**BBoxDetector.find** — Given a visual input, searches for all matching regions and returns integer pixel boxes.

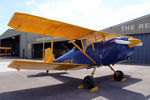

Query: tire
[114,70,124,81]
[83,76,96,89]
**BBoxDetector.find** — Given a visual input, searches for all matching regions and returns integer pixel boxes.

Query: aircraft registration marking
[64,58,73,63]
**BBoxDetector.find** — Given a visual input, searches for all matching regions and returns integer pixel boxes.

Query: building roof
[101,14,150,35]
[0,29,22,39]
[0,29,67,44]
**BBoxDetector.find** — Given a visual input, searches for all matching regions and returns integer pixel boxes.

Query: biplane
[8,12,143,92]
[0,47,11,56]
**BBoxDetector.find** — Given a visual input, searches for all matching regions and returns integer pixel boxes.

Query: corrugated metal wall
[127,33,150,63]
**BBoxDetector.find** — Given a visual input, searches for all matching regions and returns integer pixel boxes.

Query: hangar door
[32,41,76,59]
[1,35,20,56]
[128,33,150,63]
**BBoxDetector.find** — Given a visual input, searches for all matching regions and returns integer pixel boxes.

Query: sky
[0,0,150,35]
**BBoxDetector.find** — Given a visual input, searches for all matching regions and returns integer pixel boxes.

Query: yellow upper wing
[8,12,128,41]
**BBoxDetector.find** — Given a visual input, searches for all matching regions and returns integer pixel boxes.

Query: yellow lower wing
[8,60,90,71]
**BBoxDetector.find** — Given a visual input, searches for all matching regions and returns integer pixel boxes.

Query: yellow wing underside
[8,12,130,42]
[8,60,90,71]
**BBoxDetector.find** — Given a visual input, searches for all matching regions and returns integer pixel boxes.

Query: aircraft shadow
[0,72,147,100]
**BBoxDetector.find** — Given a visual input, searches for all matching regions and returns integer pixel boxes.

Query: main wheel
[83,76,96,89]
[114,70,124,81]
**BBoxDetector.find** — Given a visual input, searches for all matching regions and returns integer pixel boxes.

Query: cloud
[0,16,8,19]
[115,2,150,21]
[26,0,150,30]
[0,24,9,34]
[26,0,36,5]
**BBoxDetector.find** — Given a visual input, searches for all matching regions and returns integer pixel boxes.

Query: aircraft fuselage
[54,37,134,66]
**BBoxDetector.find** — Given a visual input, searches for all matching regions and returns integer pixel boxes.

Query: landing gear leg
[91,66,97,77]
[46,70,49,73]
[78,66,99,92]
[108,65,126,82]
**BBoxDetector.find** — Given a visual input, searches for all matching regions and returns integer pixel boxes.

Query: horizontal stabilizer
[8,60,90,71]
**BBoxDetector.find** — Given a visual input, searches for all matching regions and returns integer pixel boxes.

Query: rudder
[44,48,55,62]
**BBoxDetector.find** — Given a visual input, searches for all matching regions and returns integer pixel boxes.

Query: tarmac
[0,57,150,100]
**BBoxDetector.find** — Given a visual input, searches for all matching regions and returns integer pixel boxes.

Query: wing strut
[89,35,95,51]
[42,33,45,61]
[43,31,55,62]
[84,38,89,52]
[69,39,96,64]
[50,32,54,61]
[80,35,95,52]
[81,39,84,50]
[59,29,96,64]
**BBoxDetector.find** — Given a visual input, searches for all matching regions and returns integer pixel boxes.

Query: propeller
[113,40,131,45]
[113,38,143,47]
[136,42,144,46]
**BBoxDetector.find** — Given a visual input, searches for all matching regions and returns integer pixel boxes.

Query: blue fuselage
[54,37,134,66]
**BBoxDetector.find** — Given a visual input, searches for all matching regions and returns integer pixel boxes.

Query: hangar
[0,29,42,58]
[0,29,74,59]
[101,14,150,63]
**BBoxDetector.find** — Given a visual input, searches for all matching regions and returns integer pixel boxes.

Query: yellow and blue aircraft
[8,12,143,92]
[0,47,11,56]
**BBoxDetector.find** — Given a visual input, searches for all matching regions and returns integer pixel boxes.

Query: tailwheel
[46,70,49,73]
[83,75,96,89]
[114,70,124,81]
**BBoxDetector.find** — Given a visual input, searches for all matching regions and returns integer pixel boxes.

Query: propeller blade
[136,42,144,46]
[128,38,141,48]
[113,38,143,48]
[113,40,131,45]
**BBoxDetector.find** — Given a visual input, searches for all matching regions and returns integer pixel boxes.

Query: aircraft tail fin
[44,48,55,62]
